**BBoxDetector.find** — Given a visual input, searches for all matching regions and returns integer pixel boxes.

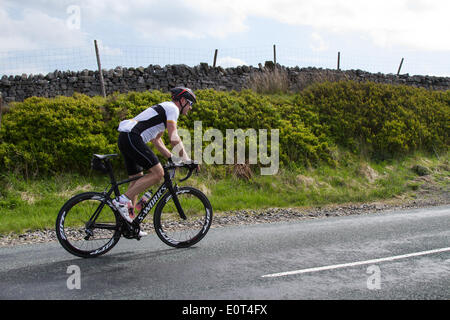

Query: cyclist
[112,87,196,235]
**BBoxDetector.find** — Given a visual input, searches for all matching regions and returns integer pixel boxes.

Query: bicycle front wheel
[56,192,121,258]
[154,187,213,248]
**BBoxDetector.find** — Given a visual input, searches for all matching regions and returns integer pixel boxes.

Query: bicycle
[55,154,213,258]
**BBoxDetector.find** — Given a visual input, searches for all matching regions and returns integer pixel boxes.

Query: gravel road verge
[1,189,448,248]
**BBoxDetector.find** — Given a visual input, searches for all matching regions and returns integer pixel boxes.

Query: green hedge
[0,81,448,176]
[301,81,449,159]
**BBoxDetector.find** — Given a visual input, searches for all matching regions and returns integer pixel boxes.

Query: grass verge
[0,151,448,235]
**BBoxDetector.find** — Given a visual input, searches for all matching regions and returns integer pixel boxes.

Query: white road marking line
[261,247,450,278]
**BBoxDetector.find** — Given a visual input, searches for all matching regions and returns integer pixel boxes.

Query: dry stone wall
[1,62,449,103]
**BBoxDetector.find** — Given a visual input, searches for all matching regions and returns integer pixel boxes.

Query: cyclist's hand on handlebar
[181,155,191,163]
[169,155,189,165]
[167,156,199,172]
[186,160,200,172]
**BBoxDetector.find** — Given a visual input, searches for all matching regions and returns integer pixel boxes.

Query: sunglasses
[186,99,194,106]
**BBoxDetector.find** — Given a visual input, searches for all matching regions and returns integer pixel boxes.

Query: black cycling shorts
[118,131,160,176]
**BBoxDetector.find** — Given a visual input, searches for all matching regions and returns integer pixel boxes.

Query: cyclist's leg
[125,163,164,201]
[120,132,163,201]
[127,172,144,205]
[118,132,144,205]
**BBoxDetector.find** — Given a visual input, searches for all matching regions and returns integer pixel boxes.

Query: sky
[0,0,449,76]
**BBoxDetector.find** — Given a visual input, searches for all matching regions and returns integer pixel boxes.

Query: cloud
[1,0,449,53]
[77,0,248,40]
[236,0,450,51]
[216,56,247,68]
[96,41,123,56]
[310,32,328,52]
[90,0,450,51]
[0,4,87,51]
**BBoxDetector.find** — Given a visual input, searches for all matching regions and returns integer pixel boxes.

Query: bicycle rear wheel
[56,192,121,258]
[154,187,213,248]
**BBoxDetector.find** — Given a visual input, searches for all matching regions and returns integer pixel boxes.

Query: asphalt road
[0,205,449,300]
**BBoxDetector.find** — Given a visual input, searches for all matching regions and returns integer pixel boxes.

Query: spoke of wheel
[64,199,116,251]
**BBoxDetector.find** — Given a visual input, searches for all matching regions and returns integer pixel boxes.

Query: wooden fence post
[0,91,2,130]
[94,40,106,98]
[213,49,218,67]
[397,58,404,75]
[337,52,341,70]
[273,44,277,65]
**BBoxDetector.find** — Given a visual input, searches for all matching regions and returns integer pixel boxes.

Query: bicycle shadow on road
[64,245,199,264]
[0,246,199,283]
[0,246,202,299]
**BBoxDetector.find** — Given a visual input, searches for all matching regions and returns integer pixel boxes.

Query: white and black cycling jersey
[117,101,179,143]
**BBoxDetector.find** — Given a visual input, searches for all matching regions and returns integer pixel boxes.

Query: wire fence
[0,44,448,78]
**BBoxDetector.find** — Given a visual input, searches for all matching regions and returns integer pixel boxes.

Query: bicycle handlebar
[163,160,199,182]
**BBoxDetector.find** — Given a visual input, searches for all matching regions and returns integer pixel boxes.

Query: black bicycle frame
[133,169,187,226]
[87,159,187,231]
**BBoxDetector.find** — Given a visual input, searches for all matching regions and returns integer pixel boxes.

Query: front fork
[167,181,187,220]
[164,169,187,220]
